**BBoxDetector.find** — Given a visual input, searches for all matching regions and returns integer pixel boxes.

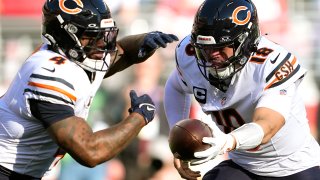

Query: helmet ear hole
[185,44,196,56]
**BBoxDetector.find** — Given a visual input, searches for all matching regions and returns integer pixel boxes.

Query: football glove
[190,120,235,165]
[138,31,179,58]
[128,90,156,124]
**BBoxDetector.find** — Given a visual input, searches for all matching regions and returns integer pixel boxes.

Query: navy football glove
[128,90,156,124]
[138,31,179,58]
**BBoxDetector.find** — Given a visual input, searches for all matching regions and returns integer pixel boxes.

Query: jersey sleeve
[164,70,192,128]
[164,36,197,128]
[24,61,77,108]
[263,52,307,91]
[256,79,302,119]
[23,55,78,126]
[29,99,74,128]
[257,47,307,119]
[174,35,195,94]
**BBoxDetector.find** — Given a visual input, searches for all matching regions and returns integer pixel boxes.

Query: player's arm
[229,82,298,150]
[31,91,155,167]
[164,69,192,128]
[245,76,301,144]
[105,32,178,78]
[48,113,145,167]
[191,82,298,165]
[252,107,284,144]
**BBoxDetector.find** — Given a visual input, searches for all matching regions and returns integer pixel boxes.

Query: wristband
[231,123,264,150]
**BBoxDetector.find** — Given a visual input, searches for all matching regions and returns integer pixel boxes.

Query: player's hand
[128,90,156,124]
[173,157,201,180]
[190,120,235,165]
[138,31,179,58]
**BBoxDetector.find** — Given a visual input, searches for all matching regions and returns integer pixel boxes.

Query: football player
[0,0,178,179]
[164,0,320,179]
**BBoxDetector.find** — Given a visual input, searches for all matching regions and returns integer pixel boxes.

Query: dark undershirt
[29,99,75,128]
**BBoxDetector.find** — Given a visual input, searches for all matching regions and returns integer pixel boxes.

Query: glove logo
[139,103,156,111]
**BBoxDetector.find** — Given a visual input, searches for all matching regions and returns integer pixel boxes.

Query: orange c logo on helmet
[59,0,84,14]
[232,6,251,25]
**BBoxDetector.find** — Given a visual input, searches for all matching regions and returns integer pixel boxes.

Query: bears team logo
[59,0,84,14]
[232,6,251,25]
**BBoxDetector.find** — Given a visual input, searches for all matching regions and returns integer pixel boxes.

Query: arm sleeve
[164,70,192,129]
[29,99,75,128]
[105,33,156,78]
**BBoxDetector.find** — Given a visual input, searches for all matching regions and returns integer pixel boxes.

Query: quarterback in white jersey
[164,0,320,179]
[0,0,178,179]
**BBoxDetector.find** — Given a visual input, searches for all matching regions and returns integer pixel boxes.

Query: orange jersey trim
[28,82,77,101]
[264,56,297,90]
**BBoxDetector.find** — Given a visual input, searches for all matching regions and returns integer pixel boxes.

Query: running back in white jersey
[173,35,320,176]
[0,44,105,177]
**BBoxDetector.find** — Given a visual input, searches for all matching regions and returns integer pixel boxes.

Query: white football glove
[190,120,235,165]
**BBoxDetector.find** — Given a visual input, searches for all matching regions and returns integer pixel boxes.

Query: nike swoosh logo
[42,67,55,72]
[139,103,156,111]
[270,53,280,64]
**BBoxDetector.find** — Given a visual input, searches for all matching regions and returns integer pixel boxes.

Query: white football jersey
[169,35,320,177]
[0,44,105,177]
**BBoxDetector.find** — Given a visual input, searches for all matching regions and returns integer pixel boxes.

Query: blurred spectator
[152,0,202,38]
[59,155,108,180]
[148,136,181,180]
[313,0,320,142]
[0,36,33,95]
[104,0,142,36]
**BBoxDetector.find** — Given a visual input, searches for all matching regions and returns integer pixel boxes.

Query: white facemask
[207,65,235,79]
[76,53,111,72]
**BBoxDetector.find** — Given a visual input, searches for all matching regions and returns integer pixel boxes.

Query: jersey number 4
[49,56,67,65]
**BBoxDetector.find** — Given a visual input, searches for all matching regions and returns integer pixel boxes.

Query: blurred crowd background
[1,0,320,180]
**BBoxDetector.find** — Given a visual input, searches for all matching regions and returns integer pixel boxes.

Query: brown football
[168,119,213,161]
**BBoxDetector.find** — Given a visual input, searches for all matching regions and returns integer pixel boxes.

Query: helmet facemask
[193,29,252,83]
[60,18,119,72]
[68,27,118,72]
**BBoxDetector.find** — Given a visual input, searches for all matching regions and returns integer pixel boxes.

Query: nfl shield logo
[280,89,287,95]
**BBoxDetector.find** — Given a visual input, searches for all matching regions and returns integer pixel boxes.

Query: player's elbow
[74,155,105,168]
[71,149,113,168]
[81,161,99,168]
[78,161,97,168]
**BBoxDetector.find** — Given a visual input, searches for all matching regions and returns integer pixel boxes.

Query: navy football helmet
[191,0,260,91]
[42,0,119,72]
